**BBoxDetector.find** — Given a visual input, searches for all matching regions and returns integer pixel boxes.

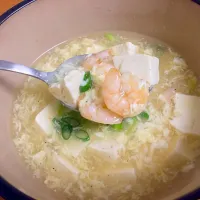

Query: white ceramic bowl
[0,1,199,199]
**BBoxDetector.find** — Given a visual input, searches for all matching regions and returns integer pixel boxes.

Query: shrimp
[78,89,122,124]
[82,49,115,85]
[82,49,113,71]
[90,62,115,85]
[102,68,149,118]
[92,62,114,77]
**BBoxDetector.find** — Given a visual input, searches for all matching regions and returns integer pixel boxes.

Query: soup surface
[12,32,200,200]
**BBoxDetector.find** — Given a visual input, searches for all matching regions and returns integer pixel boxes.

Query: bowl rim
[0,2,36,200]
[0,1,199,200]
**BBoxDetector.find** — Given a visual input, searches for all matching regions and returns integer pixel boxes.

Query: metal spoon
[0,55,88,110]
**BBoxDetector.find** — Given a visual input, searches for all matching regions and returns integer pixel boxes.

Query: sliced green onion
[125,117,138,135]
[132,117,138,124]
[61,117,80,127]
[52,118,62,132]
[52,118,61,126]
[67,110,82,119]
[138,111,149,121]
[61,124,73,140]
[58,103,66,116]
[111,123,123,131]
[104,33,115,41]
[74,129,90,141]
[79,72,92,93]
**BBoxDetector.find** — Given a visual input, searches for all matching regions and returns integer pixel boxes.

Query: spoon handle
[0,60,49,83]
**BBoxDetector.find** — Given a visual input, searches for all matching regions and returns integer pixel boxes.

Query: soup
[12,32,200,200]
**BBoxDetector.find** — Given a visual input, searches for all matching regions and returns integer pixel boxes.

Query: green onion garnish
[125,117,138,135]
[74,129,90,141]
[52,117,75,140]
[104,33,115,41]
[137,111,149,121]
[52,118,62,132]
[132,116,138,123]
[111,123,123,131]
[61,124,73,140]
[79,72,92,93]
[57,103,66,116]
[52,115,88,141]
[61,117,80,127]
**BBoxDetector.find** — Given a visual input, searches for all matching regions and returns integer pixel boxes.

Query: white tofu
[170,93,200,135]
[48,83,62,100]
[87,139,123,161]
[35,101,59,136]
[53,153,79,177]
[62,136,90,158]
[113,54,159,85]
[111,42,138,56]
[106,168,136,181]
[49,69,84,109]
[61,69,84,108]
[35,102,88,157]
[167,137,194,161]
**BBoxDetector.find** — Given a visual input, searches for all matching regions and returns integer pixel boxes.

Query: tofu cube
[167,136,194,164]
[49,69,84,109]
[48,83,62,101]
[35,102,89,157]
[113,54,159,85]
[111,42,138,56]
[35,101,59,136]
[170,93,200,135]
[53,152,79,179]
[61,136,90,158]
[87,139,124,161]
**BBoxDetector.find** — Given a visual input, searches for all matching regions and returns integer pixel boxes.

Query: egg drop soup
[12,32,200,200]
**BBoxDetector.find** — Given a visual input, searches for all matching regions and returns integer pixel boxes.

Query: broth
[12,31,200,200]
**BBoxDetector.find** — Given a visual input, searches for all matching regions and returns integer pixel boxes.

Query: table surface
[0,0,22,15]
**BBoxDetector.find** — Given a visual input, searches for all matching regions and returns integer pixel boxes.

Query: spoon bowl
[0,54,89,110]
